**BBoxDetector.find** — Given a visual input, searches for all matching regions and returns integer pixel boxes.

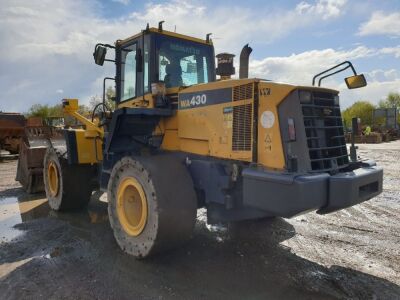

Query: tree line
[342,92,400,128]
[26,87,116,119]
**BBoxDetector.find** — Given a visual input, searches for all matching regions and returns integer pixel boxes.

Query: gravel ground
[0,141,399,299]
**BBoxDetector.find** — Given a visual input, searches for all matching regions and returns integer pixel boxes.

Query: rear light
[288,118,296,141]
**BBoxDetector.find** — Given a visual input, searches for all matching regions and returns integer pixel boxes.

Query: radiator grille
[301,91,349,172]
[232,104,252,151]
[233,83,253,101]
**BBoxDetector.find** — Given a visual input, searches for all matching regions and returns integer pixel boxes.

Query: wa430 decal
[178,88,232,110]
[180,94,207,108]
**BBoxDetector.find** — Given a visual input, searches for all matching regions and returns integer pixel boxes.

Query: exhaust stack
[239,44,252,79]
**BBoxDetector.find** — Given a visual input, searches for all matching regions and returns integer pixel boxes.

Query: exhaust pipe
[239,44,252,79]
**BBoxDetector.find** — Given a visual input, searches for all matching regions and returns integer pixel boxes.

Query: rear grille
[233,83,253,101]
[301,91,349,172]
[232,104,252,151]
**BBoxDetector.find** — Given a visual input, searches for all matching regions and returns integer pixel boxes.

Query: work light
[334,95,340,106]
[299,91,312,103]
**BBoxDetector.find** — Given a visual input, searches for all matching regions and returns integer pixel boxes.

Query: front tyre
[107,154,197,258]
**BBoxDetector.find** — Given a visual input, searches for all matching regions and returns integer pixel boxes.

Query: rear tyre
[43,147,94,211]
[108,154,197,258]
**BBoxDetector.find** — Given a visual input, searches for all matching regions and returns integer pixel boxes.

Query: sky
[0,0,399,112]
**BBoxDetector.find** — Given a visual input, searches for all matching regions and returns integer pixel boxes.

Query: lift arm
[62,99,104,139]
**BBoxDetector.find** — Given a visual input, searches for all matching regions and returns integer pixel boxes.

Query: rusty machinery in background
[0,112,26,156]
[0,112,66,193]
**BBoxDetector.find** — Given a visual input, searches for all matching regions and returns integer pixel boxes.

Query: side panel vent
[232,104,252,151]
[233,83,253,101]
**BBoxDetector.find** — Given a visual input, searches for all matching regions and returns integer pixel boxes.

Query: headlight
[299,91,312,103]
[334,95,340,106]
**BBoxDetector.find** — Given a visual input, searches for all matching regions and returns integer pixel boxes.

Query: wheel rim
[117,177,148,236]
[47,161,59,197]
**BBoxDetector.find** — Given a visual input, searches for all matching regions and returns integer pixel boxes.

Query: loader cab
[114,28,216,104]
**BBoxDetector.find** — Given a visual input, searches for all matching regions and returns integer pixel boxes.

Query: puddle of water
[0,191,110,244]
[0,196,49,243]
[0,197,23,242]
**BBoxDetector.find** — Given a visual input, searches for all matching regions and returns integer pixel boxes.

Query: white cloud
[0,0,397,113]
[359,11,400,37]
[0,0,353,112]
[248,45,400,108]
[366,69,399,82]
[0,0,349,61]
[249,46,375,84]
[379,46,400,58]
[296,0,347,20]
[111,0,130,5]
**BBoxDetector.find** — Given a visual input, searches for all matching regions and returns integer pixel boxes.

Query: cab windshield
[156,35,215,88]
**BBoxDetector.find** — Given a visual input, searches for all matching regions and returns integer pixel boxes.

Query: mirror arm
[312,61,357,86]
[104,58,116,63]
[95,43,115,50]
[318,65,350,87]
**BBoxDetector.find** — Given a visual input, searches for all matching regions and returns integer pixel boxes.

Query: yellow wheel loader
[43,23,382,258]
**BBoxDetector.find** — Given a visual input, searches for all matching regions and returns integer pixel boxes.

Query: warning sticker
[260,111,275,129]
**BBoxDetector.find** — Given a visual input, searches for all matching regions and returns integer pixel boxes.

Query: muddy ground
[0,141,399,299]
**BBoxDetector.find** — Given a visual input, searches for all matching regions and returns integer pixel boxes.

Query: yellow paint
[179,138,210,155]
[158,80,255,162]
[257,82,296,170]
[61,99,104,164]
[116,177,148,236]
[62,99,79,113]
[118,93,154,109]
[74,129,103,164]
[62,99,104,139]
[161,129,180,150]
[47,161,59,197]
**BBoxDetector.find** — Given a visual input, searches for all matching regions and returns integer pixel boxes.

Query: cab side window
[121,44,137,101]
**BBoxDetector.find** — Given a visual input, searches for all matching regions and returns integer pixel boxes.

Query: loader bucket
[16,126,64,194]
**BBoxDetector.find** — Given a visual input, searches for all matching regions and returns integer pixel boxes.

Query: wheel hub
[117,177,148,236]
[47,161,59,197]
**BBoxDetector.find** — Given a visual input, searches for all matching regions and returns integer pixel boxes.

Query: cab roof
[116,27,213,46]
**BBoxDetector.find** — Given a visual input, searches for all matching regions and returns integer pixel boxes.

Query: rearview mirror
[345,74,367,89]
[93,45,107,66]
